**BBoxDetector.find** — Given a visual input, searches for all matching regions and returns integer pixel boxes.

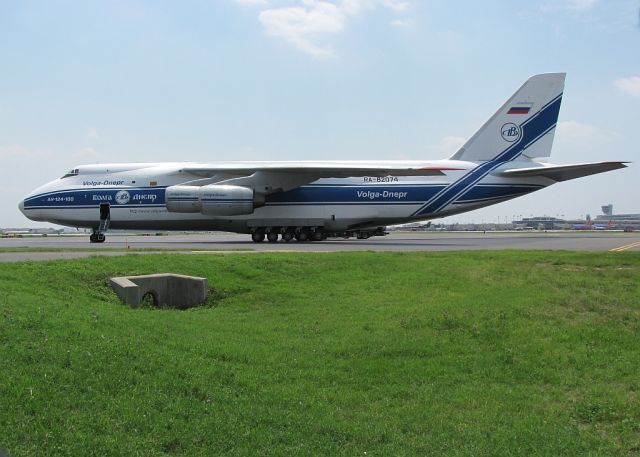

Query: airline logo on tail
[501,123,521,142]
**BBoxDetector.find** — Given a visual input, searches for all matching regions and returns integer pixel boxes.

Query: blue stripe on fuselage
[23,187,167,209]
[456,184,543,203]
[265,184,446,204]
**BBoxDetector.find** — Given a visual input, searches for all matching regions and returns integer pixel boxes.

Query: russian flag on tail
[508,103,533,114]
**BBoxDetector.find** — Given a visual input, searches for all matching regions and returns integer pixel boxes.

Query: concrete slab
[110,273,208,309]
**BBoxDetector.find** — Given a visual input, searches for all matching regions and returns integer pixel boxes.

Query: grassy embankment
[1,251,639,456]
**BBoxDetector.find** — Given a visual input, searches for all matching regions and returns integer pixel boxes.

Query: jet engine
[166,185,263,216]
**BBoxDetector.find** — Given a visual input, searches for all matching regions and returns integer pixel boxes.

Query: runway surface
[0,231,639,262]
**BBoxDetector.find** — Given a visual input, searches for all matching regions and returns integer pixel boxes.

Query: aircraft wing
[177,163,464,193]
[180,163,459,178]
[496,161,628,182]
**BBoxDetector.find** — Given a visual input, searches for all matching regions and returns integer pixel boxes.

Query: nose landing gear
[90,203,110,243]
[89,232,106,243]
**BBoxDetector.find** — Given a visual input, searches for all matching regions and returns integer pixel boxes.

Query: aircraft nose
[18,199,25,215]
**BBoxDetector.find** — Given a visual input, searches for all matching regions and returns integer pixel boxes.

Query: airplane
[572,215,593,230]
[19,73,628,243]
[593,219,615,230]
[0,229,31,238]
[571,216,615,231]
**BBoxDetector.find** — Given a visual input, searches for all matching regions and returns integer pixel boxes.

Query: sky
[1,0,639,227]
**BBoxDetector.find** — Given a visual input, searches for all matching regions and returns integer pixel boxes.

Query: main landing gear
[249,227,385,243]
[90,203,110,243]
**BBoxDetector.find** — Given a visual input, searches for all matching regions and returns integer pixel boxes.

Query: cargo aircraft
[19,73,627,243]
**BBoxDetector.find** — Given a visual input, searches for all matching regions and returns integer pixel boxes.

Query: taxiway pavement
[0,231,638,262]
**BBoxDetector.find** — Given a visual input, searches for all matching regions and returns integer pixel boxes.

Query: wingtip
[604,161,630,168]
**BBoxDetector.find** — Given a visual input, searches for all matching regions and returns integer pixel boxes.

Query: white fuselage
[19,160,552,233]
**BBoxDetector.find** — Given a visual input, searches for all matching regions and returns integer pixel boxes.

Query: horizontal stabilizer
[495,161,628,182]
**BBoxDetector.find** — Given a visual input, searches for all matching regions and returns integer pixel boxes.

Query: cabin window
[61,168,79,179]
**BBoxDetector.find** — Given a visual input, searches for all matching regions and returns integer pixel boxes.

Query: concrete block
[110,273,208,309]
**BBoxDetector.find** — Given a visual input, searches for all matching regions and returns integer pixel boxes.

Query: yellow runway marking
[610,241,640,252]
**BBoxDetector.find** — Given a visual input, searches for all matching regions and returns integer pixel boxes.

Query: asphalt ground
[0,231,639,262]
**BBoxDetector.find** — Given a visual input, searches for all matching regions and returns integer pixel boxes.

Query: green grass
[1,251,639,456]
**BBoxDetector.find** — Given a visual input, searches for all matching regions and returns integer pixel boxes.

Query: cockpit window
[61,168,79,179]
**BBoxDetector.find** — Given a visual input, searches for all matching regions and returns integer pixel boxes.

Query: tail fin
[450,73,565,162]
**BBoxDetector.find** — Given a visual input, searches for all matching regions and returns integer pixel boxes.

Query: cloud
[614,76,640,98]
[390,18,410,27]
[0,145,46,159]
[540,0,598,13]
[259,1,345,57]
[75,147,100,159]
[382,0,409,11]
[256,0,411,57]
[555,120,614,146]
[341,0,409,14]
[438,136,466,154]
[234,0,270,6]
[87,127,99,139]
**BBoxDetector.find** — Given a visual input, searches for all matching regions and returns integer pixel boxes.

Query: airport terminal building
[593,214,640,229]
[513,204,640,231]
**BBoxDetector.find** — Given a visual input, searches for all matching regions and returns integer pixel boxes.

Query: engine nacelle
[166,185,260,216]
[165,185,201,213]
[200,185,254,216]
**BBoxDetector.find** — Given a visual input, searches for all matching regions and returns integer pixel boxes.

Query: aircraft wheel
[295,229,309,242]
[267,232,279,243]
[90,233,106,243]
[282,231,294,242]
[311,230,323,241]
[251,231,265,243]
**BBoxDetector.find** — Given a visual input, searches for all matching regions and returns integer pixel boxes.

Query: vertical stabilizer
[450,73,565,162]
